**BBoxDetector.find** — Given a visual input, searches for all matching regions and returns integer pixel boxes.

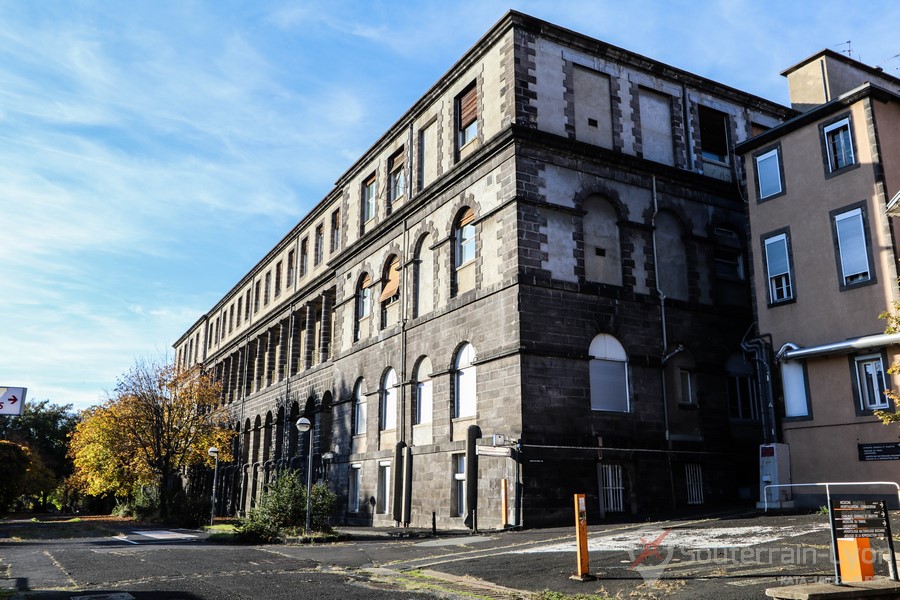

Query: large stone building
[175,11,790,528]
[737,50,900,507]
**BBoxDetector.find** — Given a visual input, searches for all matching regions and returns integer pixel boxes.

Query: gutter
[776,333,900,361]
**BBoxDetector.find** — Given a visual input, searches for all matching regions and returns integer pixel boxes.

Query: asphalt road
[1,510,888,599]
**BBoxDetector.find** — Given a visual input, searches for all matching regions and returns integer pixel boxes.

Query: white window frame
[353,381,366,436]
[363,178,376,222]
[452,454,466,517]
[834,208,870,286]
[756,147,782,199]
[456,222,476,267]
[381,369,397,431]
[855,354,889,411]
[588,334,630,412]
[782,361,810,418]
[454,343,477,419]
[415,378,433,425]
[824,118,854,172]
[599,464,624,513]
[377,461,391,514]
[764,233,793,303]
[348,465,361,513]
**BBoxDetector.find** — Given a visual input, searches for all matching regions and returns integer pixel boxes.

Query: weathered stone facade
[176,12,791,529]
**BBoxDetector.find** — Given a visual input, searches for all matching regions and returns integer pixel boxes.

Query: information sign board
[858,442,900,461]
[0,387,26,416]
[831,499,890,539]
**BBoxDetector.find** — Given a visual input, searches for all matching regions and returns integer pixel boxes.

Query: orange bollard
[571,494,596,581]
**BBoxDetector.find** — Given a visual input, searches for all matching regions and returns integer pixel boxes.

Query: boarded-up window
[639,89,674,165]
[573,66,613,149]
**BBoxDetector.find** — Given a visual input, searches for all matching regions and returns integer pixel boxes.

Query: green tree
[69,361,234,520]
[0,400,77,509]
[0,440,32,512]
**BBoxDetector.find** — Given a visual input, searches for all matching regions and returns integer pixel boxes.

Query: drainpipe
[741,334,777,445]
[650,176,672,444]
[652,176,679,512]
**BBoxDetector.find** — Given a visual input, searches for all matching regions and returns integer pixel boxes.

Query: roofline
[780,48,900,89]
[736,82,900,155]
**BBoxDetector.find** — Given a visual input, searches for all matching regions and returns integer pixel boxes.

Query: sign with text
[831,499,890,539]
[0,387,26,416]
[858,442,900,461]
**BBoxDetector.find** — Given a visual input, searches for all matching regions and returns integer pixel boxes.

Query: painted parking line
[111,530,199,544]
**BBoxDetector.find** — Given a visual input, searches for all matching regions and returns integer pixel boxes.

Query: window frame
[380,369,398,431]
[362,175,377,224]
[753,144,785,201]
[452,454,466,517]
[300,237,309,277]
[330,209,341,253]
[830,203,876,291]
[820,114,858,176]
[286,249,295,288]
[274,261,282,298]
[348,465,361,513]
[781,360,813,421]
[314,224,324,266]
[698,105,730,164]
[456,83,478,151]
[455,208,476,268]
[388,148,406,208]
[353,380,366,436]
[454,343,477,419]
[761,229,795,306]
[588,334,630,413]
[851,352,891,414]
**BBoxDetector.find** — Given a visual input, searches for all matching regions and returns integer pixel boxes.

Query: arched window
[381,369,398,431]
[353,379,366,436]
[455,208,476,267]
[454,343,477,418]
[354,273,372,341]
[453,208,477,297]
[414,357,433,425]
[589,334,629,412]
[413,234,434,318]
[379,256,401,330]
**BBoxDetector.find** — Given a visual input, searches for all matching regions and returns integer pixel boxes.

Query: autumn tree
[69,361,234,519]
[874,305,900,424]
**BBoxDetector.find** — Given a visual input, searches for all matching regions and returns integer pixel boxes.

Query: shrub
[237,471,337,542]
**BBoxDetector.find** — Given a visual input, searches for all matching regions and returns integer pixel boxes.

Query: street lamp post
[208,447,219,526]
[295,417,314,536]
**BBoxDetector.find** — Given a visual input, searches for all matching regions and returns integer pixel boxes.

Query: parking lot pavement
[370,511,894,599]
[4,510,898,599]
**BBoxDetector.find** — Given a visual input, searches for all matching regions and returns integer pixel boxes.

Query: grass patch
[204,523,237,532]
[206,531,240,544]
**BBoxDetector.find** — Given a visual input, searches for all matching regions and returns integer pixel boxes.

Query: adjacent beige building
[737,50,900,506]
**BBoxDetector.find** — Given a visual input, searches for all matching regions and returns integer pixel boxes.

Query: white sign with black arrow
[0,386,26,416]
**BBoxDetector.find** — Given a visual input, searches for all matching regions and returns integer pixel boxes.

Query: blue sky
[2,0,899,412]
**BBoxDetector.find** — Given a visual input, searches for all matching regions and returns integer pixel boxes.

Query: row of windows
[347,452,470,517]
[194,210,342,357]
[354,206,477,341]
[352,343,477,436]
[762,203,872,305]
[754,114,856,201]
[782,352,890,418]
